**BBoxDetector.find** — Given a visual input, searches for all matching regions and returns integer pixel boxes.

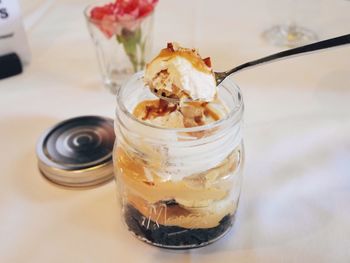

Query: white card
[0,0,31,65]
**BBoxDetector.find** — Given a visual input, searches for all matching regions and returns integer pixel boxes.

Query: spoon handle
[216,34,350,84]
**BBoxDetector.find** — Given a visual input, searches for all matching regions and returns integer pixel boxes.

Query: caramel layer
[115,147,228,204]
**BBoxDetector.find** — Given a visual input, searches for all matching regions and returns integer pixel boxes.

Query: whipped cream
[128,98,242,182]
[144,43,217,101]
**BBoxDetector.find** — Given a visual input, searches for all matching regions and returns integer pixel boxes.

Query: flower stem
[140,39,146,69]
[117,28,142,72]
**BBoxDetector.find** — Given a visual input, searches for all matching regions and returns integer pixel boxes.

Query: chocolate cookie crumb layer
[124,204,235,249]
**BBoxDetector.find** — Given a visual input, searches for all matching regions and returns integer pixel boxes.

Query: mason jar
[114,72,244,249]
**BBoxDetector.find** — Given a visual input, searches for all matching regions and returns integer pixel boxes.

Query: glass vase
[261,0,318,47]
[84,3,154,94]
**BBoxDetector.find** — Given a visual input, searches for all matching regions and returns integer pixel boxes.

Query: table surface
[1,0,350,262]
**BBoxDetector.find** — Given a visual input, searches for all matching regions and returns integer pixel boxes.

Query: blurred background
[19,0,350,71]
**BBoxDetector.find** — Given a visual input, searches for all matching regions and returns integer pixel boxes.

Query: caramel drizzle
[147,43,213,74]
[133,99,220,127]
[133,99,178,121]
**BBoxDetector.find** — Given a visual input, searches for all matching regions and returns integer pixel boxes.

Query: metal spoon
[151,33,350,103]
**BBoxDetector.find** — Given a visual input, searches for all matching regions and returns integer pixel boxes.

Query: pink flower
[90,0,158,38]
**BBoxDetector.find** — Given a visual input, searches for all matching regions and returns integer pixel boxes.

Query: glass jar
[114,72,244,249]
[84,2,154,94]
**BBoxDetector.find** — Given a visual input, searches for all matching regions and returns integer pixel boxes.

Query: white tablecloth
[1,0,350,262]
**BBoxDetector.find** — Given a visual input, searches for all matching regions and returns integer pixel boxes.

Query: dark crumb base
[124,204,235,249]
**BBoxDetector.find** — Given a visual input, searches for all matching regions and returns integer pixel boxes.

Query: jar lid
[36,116,115,188]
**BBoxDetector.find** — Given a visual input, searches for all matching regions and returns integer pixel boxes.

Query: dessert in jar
[114,43,244,249]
